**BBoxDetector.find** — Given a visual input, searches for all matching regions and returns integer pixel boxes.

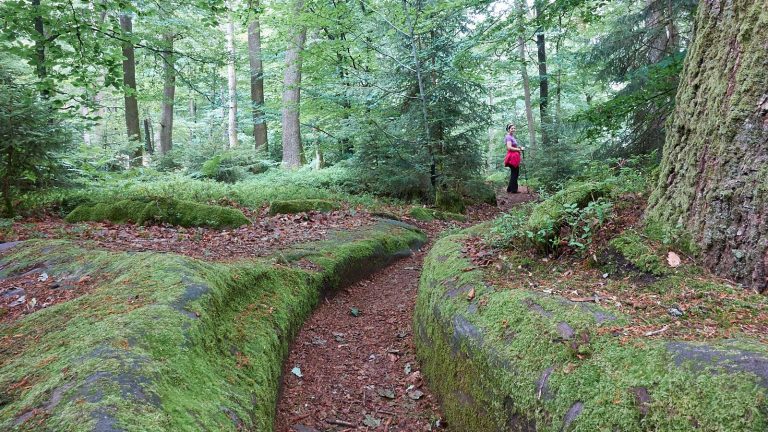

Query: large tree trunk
[159,33,176,154]
[534,1,550,149]
[646,0,768,291]
[119,14,142,167]
[248,1,268,152]
[281,0,306,169]
[226,13,238,149]
[517,0,536,151]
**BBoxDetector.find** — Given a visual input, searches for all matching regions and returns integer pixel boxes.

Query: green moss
[526,181,610,234]
[268,199,339,215]
[409,207,467,222]
[415,227,768,432]
[608,230,669,276]
[64,198,250,229]
[0,221,423,431]
[461,179,497,206]
[435,188,466,214]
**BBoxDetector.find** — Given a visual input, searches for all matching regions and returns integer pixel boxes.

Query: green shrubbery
[268,199,339,215]
[409,207,467,222]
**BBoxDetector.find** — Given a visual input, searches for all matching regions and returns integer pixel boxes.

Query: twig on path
[644,325,670,337]
[325,418,357,427]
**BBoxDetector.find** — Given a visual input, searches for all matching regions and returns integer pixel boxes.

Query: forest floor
[275,187,536,432]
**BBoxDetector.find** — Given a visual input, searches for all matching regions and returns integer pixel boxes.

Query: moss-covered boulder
[601,229,670,277]
[268,199,339,215]
[65,198,250,229]
[409,207,467,222]
[415,227,768,431]
[435,188,466,214]
[526,181,610,234]
[0,220,425,431]
[462,179,498,206]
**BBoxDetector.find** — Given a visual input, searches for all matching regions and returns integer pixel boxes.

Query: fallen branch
[325,418,357,427]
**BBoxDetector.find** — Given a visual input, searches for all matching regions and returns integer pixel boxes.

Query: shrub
[268,199,339,215]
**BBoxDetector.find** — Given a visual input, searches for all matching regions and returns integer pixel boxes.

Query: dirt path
[275,190,536,431]
[275,246,442,432]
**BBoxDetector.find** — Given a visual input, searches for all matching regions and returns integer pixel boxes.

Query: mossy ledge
[409,207,467,222]
[268,199,339,215]
[65,198,250,229]
[0,219,425,431]
[414,227,768,431]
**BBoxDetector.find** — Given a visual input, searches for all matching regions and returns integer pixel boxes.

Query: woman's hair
[506,123,514,132]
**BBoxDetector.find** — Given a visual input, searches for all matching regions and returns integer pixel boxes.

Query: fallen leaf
[467,288,475,301]
[667,252,681,268]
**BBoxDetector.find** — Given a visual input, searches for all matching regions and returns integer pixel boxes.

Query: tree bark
[226,12,238,149]
[516,0,536,151]
[143,118,154,154]
[119,14,142,166]
[534,1,550,149]
[646,0,768,291]
[248,0,268,152]
[31,0,49,98]
[159,33,176,154]
[281,0,306,169]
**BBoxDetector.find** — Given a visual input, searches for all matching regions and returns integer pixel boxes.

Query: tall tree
[281,0,306,168]
[646,0,768,291]
[31,0,49,98]
[119,13,142,166]
[226,9,238,149]
[516,0,536,150]
[534,0,551,148]
[159,33,176,154]
[248,0,267,152]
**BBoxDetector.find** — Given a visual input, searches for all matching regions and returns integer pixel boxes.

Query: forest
[0,0,766,430]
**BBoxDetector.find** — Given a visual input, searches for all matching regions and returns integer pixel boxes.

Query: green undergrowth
[0,220,424,431]
[64,198,251,229]
[607,229,669,276]
[268,199,339,215]
[415,229,768,431]
[409,207,467,222]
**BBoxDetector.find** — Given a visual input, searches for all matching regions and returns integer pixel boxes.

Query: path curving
[275,246,442,431]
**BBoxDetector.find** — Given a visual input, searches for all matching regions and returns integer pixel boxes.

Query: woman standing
[503,123,524,193]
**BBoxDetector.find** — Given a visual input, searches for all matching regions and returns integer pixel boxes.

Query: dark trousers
[507,166,520,193]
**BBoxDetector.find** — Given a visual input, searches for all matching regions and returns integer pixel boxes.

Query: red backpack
[504,150,521,168]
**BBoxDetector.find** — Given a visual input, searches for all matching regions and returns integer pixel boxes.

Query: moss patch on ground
[415,227,768,432]
[268,199,339,215]
[527,181,610,234]
[0,221,424,431]
[409,207,467,222]
[606,229,669,276]
[65,198,250,229]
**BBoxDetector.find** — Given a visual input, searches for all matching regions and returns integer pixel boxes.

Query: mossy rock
[0,221,425,431]
[461,179,497,206]
[526,181,611,234]
[435,188,466,214]
[605,230,669,276]
[268,199,339,215]
[415,227,768,431]
[65,198,251,229]
[409,207,467,222]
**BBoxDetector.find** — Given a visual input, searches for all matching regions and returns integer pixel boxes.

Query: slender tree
[248,0,267,152]
[281,0,306,168]
[159,33,176,154]
[119,13,142,166]
[226,9,238,149]
[516,0,536,150]
[647,0,768,291]
[534,0,550,149]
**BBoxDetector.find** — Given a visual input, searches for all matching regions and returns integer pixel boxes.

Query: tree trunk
[646,0,768,291]
[281,0,306,169]
[119,14,142,167]
[226,12,238,149]
[248,1,268,152]
[31,0,49,98]
[516,0,536,151]
[143,118,154,154]
[159,33,176,154]
[534,1,550,149]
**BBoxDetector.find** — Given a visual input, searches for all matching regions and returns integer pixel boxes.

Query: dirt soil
[275,190,536,431]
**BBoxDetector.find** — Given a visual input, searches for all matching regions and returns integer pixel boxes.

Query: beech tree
[226,9,238,149]
[119,13,143,166]
[281,0,306,169]
[646,0,768,291]
[159,33,176,154]
[248,0,267,152]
